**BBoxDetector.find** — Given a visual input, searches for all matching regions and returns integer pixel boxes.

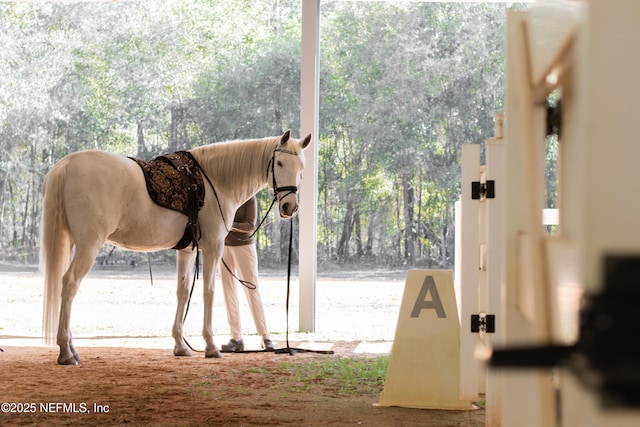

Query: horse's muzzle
[275,186,299,218]
[279,201,298,218]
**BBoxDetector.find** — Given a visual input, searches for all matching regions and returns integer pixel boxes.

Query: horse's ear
[280,130,291,144]
[300,133,312,149]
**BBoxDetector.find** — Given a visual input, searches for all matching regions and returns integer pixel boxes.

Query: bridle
[224,144,301,241]
[215,146,301,292]
[195,142,301,240]
[267,146,301,208]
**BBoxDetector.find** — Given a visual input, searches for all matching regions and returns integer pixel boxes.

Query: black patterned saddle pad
[131,151,205,216]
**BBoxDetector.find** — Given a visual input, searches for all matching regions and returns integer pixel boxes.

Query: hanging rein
[176,144,319,354]
[174,144,331,356]
[176,144,295,306]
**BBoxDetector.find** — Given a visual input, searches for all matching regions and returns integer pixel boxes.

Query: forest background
[0,1,548,272]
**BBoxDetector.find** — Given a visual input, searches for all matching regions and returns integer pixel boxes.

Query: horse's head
[267,130,312,218]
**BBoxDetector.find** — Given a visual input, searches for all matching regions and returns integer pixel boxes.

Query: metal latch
[471,180,495,200]
[471,313,495,333]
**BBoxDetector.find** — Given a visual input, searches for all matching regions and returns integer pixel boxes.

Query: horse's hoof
[205,347,222,358]
[57,354,79,365]
[174,346,192,357]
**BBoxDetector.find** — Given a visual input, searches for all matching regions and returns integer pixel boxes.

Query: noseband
[268,147,300,202]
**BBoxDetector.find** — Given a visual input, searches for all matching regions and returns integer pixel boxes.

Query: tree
[0,1,511,272]
[319,2,506,266]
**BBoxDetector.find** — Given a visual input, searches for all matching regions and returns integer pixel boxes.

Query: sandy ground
[0,267,485,426]
[0,266,406,348]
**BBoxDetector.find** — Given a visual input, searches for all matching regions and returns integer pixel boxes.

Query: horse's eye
[277,161,283,167]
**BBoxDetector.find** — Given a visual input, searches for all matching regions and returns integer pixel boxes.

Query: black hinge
[546,98,562,138]
[471,180,495,200]
[471,314,495,333]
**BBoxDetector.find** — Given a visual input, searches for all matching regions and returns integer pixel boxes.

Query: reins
[218,151,296,290]
[220,255,256,290]
[197,145,282,290]
[273,220,333,355]
[180,142,332,356]
[179,150,282,354]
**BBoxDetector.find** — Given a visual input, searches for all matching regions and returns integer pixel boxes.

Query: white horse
[40,130,311,365]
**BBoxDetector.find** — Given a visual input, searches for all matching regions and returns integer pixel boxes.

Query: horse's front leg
[172,249,197,357]
[201,249,222,358]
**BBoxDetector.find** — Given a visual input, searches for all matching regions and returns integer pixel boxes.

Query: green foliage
[189,356,389,399]
[319,2,506,266]
[276,356,389,396]
[0,1,525,271]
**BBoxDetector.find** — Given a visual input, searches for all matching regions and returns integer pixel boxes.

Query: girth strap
[162,152,204,251]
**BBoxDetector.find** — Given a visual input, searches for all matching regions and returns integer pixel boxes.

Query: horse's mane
[190,136,281,201]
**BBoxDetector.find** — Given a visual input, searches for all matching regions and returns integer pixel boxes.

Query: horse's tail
[40,158,73,346]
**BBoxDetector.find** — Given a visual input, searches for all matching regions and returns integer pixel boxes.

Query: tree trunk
[137,120,146,157]
[21,175,31,246]
[337,199,354,260]
[401,172,416,264]
[365,213,375,257]
[273,108,283,135]
[0,171,6,248]
[9,180,17,246]
[416,173,423,259]
[169,107,178,152]
[30,185,38,247]
[170,103,188,152]
[353,205,363,257]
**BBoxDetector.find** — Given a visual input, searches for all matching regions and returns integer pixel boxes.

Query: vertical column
[459,144,481,400]
[484,116,505,426]
[501,10,556,427]
[580,1,640,289]
[298,0,320,332]
[561,2,640,426]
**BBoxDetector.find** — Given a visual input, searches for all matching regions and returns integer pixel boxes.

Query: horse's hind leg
[57,244,101,365]
[172,250,197,357]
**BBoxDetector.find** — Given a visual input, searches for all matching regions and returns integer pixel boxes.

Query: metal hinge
[471,313,495,333]
[471,180,495,200]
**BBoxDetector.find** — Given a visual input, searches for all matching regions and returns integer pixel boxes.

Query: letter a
[410,275,446,318]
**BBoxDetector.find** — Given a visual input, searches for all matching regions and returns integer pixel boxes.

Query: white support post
[459,144,481,400]
[560,2,640,426]
[458,117,506,425]
[484,116,505,427]
[500,10,557,427]
[298,0,320,332]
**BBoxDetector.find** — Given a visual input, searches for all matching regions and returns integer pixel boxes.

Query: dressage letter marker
[377,270,472,410]
[410,275,446,318]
